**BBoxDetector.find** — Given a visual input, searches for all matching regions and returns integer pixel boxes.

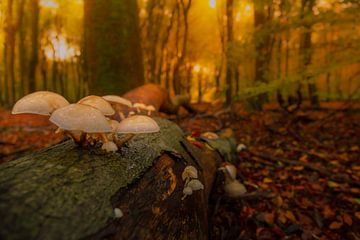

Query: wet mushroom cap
[182,166,198,180]
[116,115,160,133]
[49,104,112,133]
[102,95,132,107]
[78,95,115,116]
[133,103,147,110]
[12,91,69,115]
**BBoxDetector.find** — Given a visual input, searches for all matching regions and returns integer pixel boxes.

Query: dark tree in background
[83,0,144,95]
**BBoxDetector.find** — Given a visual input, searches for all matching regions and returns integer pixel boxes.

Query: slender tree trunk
[300,0,319,107]
[252,0,274,110]
[17,0,26,97]
[28,0,40,92]
[84,0,144,95]
[172,0,192,95]
[198,72,203,103]
[225,0,234,106]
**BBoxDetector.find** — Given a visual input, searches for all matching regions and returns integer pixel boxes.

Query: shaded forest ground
[0,101,359,239]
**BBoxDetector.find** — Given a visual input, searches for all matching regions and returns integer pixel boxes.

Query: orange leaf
[264,211,275,225]
[343,213,352,226]
[263,177,273,183]
[323,205,335,218]
[293,165,304,171]
[285,210,297,222]
[273,195,283,207]
[278,210,287,224]
[355,212,360,220]
[329,221,343,229]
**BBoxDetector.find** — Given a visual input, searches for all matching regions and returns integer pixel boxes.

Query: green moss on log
[0,118,184,240]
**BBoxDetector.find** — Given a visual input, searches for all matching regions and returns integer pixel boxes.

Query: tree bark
[225,0,234,106]
[84,0,144,95]
[0,118,221,240]
[300,0,319,107]
[28,0,40,93]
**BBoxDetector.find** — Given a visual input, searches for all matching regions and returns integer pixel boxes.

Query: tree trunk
[28,0,39,93]
[300,0,319,107]
[0,118,221,240]
[84,0,144,95]
[252,0,274,110]
[4,0,16,105]
[17,0,27,98]
[225,0,234,106]
[172,0,192,95]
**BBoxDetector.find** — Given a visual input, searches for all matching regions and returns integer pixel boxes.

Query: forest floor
[0,101,359,240]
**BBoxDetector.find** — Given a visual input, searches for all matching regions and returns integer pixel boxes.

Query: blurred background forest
[0,0,359,109]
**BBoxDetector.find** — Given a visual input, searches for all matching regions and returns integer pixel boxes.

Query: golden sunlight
[209,0,216,9]
[44,32,78,61]
[40,0,59,9]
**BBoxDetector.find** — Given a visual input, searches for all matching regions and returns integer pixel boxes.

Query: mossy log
[0,118,222,240]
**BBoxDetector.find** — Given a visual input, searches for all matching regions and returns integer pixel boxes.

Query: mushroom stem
[115,133,135,147]
[147,110,151,116]
[119,112,126,120]
[100,133,109,143]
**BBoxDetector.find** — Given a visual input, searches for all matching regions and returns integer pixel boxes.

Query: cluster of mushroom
[181,166,204,200]
[11,91,160,153]
[219,163,247,198]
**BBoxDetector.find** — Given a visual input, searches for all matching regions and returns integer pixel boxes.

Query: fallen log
[118,83,196,115]
[0,118,222,240]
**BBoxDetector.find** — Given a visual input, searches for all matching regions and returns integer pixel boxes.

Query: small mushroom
[12,91,69,116]
[181,186,193,200]
[182,166,198,181]
[115,115,160,147]
[145,105,156,116]
[78,95,115,116]
[187,179,204,191]
[219,163,247,198]
[101,141,118,152]
[117,115,160,134]
[133,103,147,113]
[223,180,247,198]
[201,132,219,140]
[128,111,136,117]
[49,104,112,144]
[114,208,123,218]
[219,163,237,181]
[102,95,132,107]
[236,143,247,152]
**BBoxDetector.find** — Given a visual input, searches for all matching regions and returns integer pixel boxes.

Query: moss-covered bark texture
[0,118,220,240]
[84,0,144,95]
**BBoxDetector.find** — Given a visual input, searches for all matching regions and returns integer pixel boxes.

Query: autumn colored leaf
[285,210,297,222]
[343,213,352,226]
[278,210,287,224]
[355,212,360,220]
[329,221,343,230]
[293,165,304,171]
[322,205,335,219]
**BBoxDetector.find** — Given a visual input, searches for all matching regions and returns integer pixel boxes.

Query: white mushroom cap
[133,103,147,109]
[102,95,132,107]
[49,104,112,133]
[12,91,69,116]
[224,180,247,197]
[219,164,237,181]
[102,141,118,152]
[182,166,198,180]
[187,179,204,191]
[236,143,247,152]
[114,208,123,218]
[146,105,156,111]
[201,132,219,140]
[116,115,160,134]
[183,186,193,196]
[78,95,115,116]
